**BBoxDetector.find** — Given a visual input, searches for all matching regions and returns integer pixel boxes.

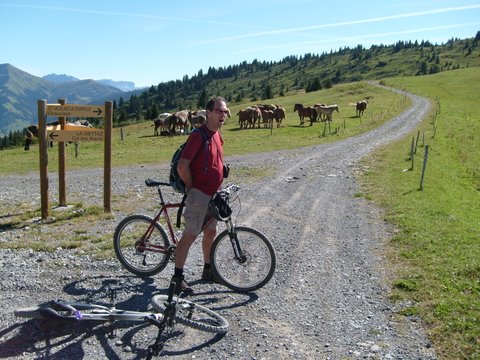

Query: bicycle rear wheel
[211,226,276,292]
[150,295,228,334]
[114,214,171,277]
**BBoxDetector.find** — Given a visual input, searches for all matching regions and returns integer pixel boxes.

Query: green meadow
[0,81,406,174]
[364,67,479,359]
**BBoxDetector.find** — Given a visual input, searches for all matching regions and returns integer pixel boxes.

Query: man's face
[208,100,228,130]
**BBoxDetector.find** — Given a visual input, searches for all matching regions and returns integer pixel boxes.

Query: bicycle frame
[47,300,159,323]
[139,180,248,266]
[135,183,183,257]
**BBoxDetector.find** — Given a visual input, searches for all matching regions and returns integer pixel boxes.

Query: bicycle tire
[150,295,229,334]
[210,226,276,292]
[114,214,171,277]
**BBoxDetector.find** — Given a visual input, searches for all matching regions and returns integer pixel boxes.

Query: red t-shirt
[180,126,224,196]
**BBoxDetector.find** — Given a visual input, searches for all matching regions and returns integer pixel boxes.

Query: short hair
[206,96,226,111]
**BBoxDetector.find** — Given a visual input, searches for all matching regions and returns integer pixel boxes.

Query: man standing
[173,96,228,294]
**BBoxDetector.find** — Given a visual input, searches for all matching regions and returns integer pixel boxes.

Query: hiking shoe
[170,276,193,295]
[201,268,219,283]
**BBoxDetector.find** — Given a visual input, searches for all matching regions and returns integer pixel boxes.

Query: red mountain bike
[113,179,276,292]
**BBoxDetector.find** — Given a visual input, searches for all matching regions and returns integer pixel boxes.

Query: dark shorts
[184,188,217,236]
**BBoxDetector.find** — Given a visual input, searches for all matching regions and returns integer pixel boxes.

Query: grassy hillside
[112,36,480,126]
[362,67,480,359]
[0,81,407,174]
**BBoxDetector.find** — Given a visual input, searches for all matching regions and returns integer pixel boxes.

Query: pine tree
[197,89,207,109]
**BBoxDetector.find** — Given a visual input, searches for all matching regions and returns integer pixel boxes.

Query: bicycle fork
[225,221,247,264]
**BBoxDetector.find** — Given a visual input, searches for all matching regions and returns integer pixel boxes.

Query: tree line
[111,35,479,127]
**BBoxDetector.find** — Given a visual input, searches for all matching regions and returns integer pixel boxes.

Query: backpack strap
[176,192,187,228]
[195,126,210,173]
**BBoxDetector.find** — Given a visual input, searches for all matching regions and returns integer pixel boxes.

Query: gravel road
[0,86,437,359]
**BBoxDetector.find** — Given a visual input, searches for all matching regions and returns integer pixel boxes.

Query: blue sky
[1,0,479,88]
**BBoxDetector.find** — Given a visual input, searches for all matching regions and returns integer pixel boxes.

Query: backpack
[169,127,209,193]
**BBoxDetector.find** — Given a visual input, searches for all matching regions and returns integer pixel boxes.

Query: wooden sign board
[46,104,105,118]
[47,129,104,142]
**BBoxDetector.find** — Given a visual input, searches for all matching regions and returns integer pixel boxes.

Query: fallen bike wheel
[150,295,229,334]
[113,214,171,277]
[210,226,276,292]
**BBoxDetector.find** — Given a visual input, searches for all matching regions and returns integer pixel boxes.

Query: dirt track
[0,85,437,359]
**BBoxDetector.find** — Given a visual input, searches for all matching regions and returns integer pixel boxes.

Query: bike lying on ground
[14,281,228,358]
[113,180,276,292]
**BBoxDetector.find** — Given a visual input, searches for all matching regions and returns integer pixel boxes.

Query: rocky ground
[0,87,437,359]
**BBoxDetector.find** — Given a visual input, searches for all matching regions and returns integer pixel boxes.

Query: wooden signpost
[38,100,113,219]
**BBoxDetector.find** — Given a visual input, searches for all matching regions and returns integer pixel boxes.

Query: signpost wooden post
[38,101,113,219]
[104,102,113,213]
[38,100,49,220]
[58,99,66,206]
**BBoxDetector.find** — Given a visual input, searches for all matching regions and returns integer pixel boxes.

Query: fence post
[414,130,420,154]
[419,145,429,191]
[409,136,415,170]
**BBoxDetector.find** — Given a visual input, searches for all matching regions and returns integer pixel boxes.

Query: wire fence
[405,97,477,199]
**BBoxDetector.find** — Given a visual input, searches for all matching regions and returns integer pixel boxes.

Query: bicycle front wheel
[150,295,229,334]
[211,226,276,292]
[114,214,171,277]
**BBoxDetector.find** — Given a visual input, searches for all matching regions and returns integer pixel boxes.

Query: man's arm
[177,158,193,190]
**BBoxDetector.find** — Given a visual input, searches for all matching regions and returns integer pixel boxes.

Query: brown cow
[237,108,255,129]
[293,104,316,125]
[165,110,188,134]
[356,101,367,117]
[153,112,171,135]
[251,106,262,128]
[261,109,275,128]
[274,106,286,128]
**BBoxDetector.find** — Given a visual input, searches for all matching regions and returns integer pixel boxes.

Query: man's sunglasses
[213,108,229,115]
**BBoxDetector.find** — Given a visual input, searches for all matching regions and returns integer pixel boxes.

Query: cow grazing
[261,109,275,128]
[274,106,286,128]
[294,104,316,125]
[315,104,339,123]
[237,108,255,129]
[153,112,171,135]
[356,101,367,117]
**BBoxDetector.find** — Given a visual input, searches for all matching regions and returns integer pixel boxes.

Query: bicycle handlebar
[37,307,80,322]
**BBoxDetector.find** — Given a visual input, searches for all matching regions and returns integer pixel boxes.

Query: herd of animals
[21,100,368,144]
[152,100,367,135]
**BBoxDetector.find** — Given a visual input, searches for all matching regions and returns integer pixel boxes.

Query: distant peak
[43,73,80,83]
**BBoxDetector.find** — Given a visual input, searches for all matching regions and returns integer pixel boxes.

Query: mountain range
[42,73,137,92]
[0,64,140,135]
